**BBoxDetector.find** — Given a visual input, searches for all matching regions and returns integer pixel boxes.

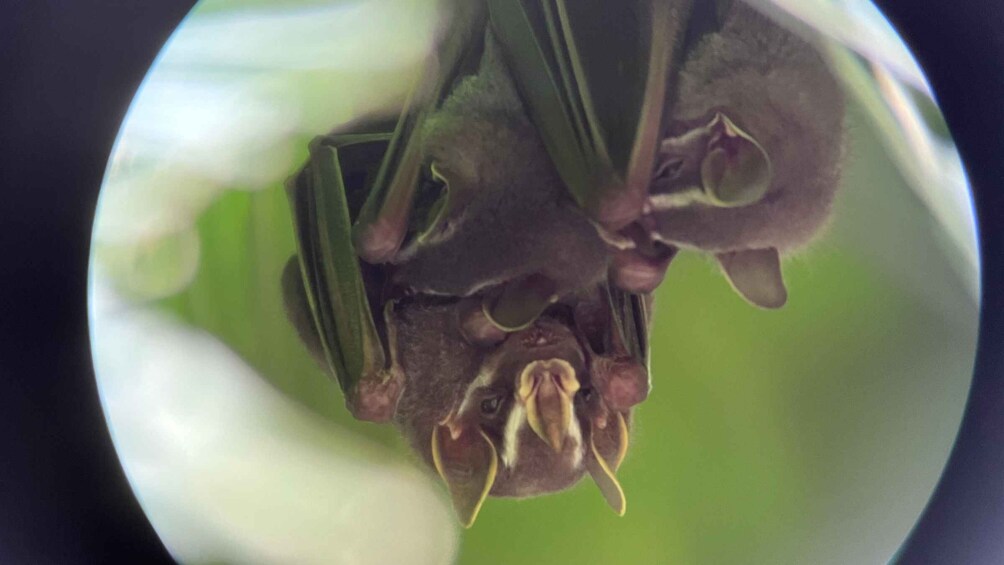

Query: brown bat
[611,1,846,308]
[284,256,650,525]
[281,0,845,526]
[395,289,649,526]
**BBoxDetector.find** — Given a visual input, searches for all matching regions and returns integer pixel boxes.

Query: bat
[283,252,650,526]
[281,0,844,525]
[637,1,846,308]
[280,41,652,521]
[394,284,649,526]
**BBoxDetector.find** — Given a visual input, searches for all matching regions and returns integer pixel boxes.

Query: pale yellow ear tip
[430,427,449,481]
[613,412,630,470]
[463,431,498,528]
[588,430,629,517]
[459,507,480,529]
[610,476,627,517]
[455,498,484,529]
[439,428,497,529]
[455,488,486,529]
[596,485,627,517]
[603,475,627,517]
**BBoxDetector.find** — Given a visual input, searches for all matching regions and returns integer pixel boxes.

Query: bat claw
[596,190,646,232]
[592,357,649,412]
[610,248,673,294]
[608,225,676,294]
[458,297,508,347]
[349,373,404,423]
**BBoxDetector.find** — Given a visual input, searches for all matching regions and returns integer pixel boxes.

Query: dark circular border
[874,1,1004,563]
[0,1,1000,563]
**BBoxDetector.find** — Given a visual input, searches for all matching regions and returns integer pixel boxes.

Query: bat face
[612,3,847,308]
[392,293,636,526]
[390,31,612,300]
[646,4,844,254]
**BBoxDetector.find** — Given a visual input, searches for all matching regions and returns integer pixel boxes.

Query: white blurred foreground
[89,273,458,565]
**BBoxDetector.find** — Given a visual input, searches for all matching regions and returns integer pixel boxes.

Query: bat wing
[352,1,488,264]
[606,285,651,370]
[487,0,695,230]
[284,2,489,415]
[285,132,394,401]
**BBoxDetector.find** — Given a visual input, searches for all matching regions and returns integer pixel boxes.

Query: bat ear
[586,412,629,516]
[481,274,558,332]
[700,114,772,208]
[716,248,788,309]
[431,422,498,528]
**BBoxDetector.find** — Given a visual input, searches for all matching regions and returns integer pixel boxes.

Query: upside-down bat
[281,0,844,526]
[285,263,650,525]
[636,1,845,308]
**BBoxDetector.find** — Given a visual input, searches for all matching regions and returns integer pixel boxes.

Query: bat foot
[595,191,645,232]
[349,374,404,423]
[610,248,674,294]
[592,356,649,412]
[457,297,507,347]
[608,226,676,294]
[353,218,404,265]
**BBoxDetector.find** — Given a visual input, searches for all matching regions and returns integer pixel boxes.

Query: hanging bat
[280,19,653,524]
[282,239,651,527]
[280,0,844,525]
[617,1,846,307]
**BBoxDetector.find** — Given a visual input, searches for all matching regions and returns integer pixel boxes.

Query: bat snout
[517,359,581,452]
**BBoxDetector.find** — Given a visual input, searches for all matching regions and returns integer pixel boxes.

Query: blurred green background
[89,1,978,563]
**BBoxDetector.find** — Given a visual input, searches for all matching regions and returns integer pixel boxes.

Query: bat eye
[578,387,594,403]
[480,395,503,416]
[409,162,452,243]
[654,158,684,181]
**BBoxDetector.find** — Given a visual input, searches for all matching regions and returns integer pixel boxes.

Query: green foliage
[159,179,401,448]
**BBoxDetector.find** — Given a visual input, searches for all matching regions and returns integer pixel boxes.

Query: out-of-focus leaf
[91,277,458,565]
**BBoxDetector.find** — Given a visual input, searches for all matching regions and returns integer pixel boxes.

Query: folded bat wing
[285,133,393,400]
[607,285,651,369]
[487,0,695,230]
[283,2,489,413]
[352,1,488,264]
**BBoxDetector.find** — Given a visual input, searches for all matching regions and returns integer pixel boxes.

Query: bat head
[393,301,632,527]
[641,3,846,309]
[390,30,610,299]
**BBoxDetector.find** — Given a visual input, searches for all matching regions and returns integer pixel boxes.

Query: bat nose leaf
[518,359,580,452]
